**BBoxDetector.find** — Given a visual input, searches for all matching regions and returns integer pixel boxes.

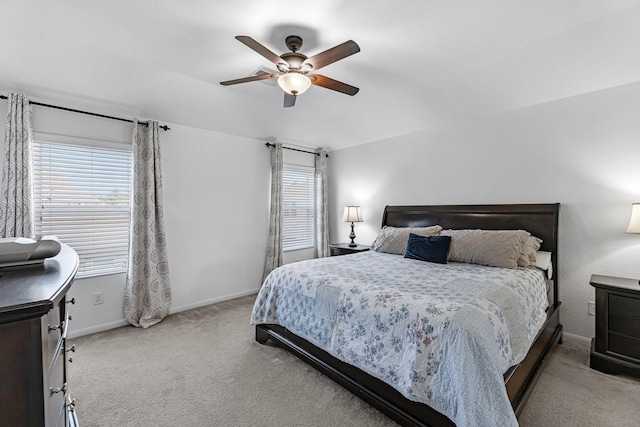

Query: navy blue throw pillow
[404,233,451,264]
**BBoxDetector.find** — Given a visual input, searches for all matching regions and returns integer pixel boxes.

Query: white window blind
[32,136,132,278]
[282,165,315,251]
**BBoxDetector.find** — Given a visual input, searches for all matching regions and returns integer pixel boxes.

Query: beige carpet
[69,295,640,426]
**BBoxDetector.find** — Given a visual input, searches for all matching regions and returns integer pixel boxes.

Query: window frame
[32,132,132,278]
[282,163,316,252]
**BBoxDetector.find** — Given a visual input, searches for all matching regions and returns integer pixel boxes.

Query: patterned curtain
[124,119,171,328]
[263,142,283,281]
[315,148,329,258]
[1,93,34,238]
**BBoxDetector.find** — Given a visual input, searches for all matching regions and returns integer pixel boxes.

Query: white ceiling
[2,0,639,151]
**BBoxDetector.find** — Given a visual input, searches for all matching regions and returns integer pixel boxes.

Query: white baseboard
[168,288,260,314]
[67,288,261,339]
[562,331,591,343]
[68,319,129,339]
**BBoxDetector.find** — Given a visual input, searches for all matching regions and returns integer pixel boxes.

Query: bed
[251,204,562,426]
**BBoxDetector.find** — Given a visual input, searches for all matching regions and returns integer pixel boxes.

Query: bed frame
[256,203,562,427]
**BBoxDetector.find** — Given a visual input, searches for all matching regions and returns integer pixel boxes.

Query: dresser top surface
[590,274,640,293]
[0,243,79,320]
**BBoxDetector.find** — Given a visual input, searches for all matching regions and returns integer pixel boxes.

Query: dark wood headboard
[381,204,560,296]
[382,204,559,253]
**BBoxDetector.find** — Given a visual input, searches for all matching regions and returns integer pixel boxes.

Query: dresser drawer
[331,247,355,256]
[47,394,66,427]
[608,314,640,340]
[50,312,70,369]
[609,294,640,318]
[47,341,66,426]
[54,393,66,427]
[607,333,640,360]
[44,304,62,368]
[67,394,79,427]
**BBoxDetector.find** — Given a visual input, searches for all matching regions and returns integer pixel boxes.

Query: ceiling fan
[220,35,360,108]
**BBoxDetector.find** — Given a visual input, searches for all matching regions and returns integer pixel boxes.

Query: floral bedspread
[250,251,548,427]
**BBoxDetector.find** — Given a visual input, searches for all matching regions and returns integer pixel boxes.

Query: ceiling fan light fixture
[277,72,311,96]
[221,35,360,106]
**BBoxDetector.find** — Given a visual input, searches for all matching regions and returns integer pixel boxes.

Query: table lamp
[626,203,640,233]
[343,206,363,247]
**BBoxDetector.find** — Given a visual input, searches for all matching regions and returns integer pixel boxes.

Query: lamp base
[348,222,357,247]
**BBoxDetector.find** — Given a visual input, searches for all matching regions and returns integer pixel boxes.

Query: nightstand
[329,243,370,256]
[589,274,640,377]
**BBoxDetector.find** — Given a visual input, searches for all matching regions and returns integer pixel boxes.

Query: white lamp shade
[342,206,363,222]
[277,72,311,95]
[626,203,640,233]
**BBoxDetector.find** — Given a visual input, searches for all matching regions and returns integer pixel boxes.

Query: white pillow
[534,251,553,279]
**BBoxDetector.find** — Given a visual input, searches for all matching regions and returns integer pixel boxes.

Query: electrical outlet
[587,301,596,316]
[93,292,104,305]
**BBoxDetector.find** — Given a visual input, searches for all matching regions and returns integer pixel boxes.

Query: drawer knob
[50,383,67,395]
[66,297,76,305]
[66,345,76,353]
[48,321,64,332]
[68,357,73,363]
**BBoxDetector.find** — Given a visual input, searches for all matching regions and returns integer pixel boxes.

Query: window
[32,134,132,278]
[282,165,315,251]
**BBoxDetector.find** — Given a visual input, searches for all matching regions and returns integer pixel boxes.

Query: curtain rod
[265,142,328,157]
[0,95,171,131]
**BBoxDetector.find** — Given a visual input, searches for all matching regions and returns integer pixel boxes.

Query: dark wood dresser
[589,274,640,377]
[0,243,79,426]
[329,243,370,256]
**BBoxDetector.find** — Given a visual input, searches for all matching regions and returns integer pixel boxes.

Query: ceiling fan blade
[220,72,280,86]
[305,40,360,71]
[309,74,359,96]
[283,93,296,108]
[235,36,286,68]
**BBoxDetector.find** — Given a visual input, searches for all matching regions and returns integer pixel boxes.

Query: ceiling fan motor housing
[285,35,303,52]
[280,52,308,71]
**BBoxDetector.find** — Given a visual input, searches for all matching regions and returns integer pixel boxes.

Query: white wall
[3,79,639,340]
[328,81,640,339]
[0,100,270,337]
[161,124,269,313]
